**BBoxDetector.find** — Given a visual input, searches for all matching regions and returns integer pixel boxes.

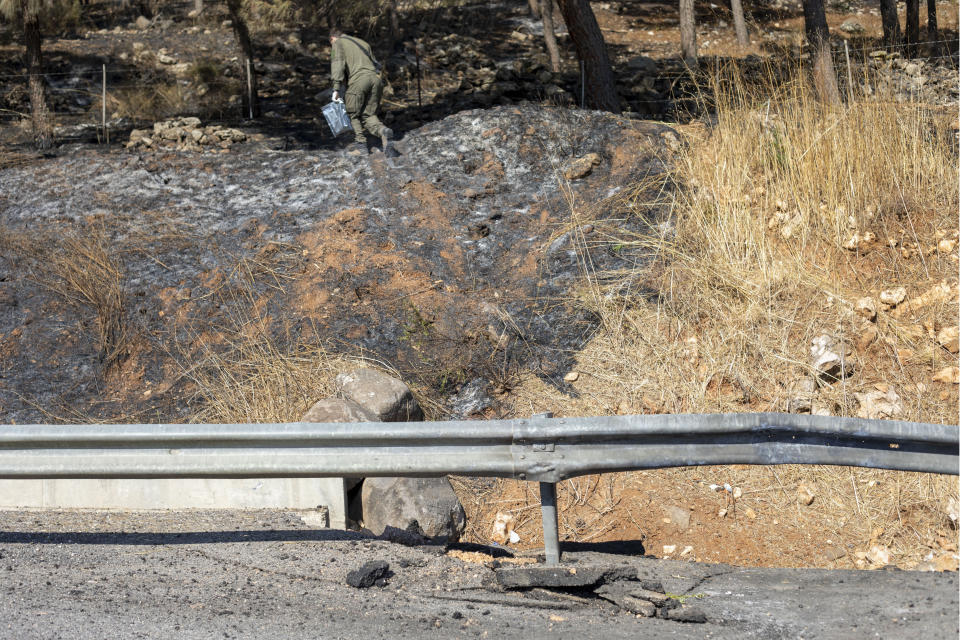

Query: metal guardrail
[1,412,957,563]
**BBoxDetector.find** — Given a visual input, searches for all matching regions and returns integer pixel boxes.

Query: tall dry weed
[506,65,958,568]
[1,223,128,368]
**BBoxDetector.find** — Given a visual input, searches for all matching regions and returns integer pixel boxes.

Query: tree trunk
[528,0,540,18]
[905,0,919,56]
[879,0,901,47]
[679,0,697,66]
[556,0,620,113]
[540,0,561,72]
[388,0,400,43]
[22,7,52,149]
[802,0,840,104]
[730,0,750,46]
[226,0,260,118]
[926,0,938,49]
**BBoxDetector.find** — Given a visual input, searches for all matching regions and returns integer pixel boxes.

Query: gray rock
[301,398,377,494]
[839,19,865,33]
[336,368,423,422]
[448,378,493,418]
[809,334,854,380]
[361,477,465,541]
[787,377,817,413]
[300,398,378,424]
[664,505,691,530]
[135,15,151,30]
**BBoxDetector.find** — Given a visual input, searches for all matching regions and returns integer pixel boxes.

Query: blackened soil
[0,105,676,423]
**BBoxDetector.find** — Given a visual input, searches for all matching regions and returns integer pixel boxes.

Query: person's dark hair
[329,28,343,40]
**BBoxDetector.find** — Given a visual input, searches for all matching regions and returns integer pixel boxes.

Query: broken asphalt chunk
[494,564,636,589]
[345,560,391,588]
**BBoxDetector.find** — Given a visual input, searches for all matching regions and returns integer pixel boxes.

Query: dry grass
[109,83,191,121]
[0,223,129,368]
[177,287,439,424]
[502,66,959,568]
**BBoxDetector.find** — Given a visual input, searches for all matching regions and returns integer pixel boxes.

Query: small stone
[810,334,854,379]
[717,508,728,518]
[345,561,390,588]
[797,484,816,506]
[680,545,694,556]
[562,153,602,181]
[788,377,817,413]
[824,546,846,561]
[157,53,176,65]
[934,553,960,572]
[857,325,879,351]
[854,386,903,419]
[490,512,515,545]
[933,366,960,384]
[563,371,579,382]
[664,505,691,529]
[843,231,877,251]
[135,15,151,29]
[855,297,878,321]
[879,287,907,307]
[866,544,891,566]
[744,507,757,519]
[732,487,742,500]
[937,239,957,254]
[937,326,959,353]
[662,544,677,555]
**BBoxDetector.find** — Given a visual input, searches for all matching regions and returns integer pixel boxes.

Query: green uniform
[331,35,386,145]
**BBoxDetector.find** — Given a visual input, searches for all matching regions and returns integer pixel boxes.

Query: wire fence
[0,31,955,134]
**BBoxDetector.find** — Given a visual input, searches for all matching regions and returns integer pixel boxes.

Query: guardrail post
[540,481,561,564]
[531,412,561,564]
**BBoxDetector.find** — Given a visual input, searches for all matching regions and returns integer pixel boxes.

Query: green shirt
[331,35,379,93]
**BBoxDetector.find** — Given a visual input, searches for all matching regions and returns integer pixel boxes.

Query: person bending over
[330,28,397,157]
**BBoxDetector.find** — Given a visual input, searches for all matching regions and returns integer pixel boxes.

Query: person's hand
[332,90,341,102]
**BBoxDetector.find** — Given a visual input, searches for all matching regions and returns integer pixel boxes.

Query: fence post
[246,58,254,120]
[844,41,854,102]
[102,64,107,144]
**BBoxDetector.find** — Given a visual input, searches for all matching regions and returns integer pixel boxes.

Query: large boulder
[361,476,466,541]
[336,368,423,422]
[301,398,378,423]
[301,398,378,494]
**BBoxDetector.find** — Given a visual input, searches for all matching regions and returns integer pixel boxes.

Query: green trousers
[344,72,385,145]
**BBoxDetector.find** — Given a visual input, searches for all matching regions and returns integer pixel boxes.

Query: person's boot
[381,127,399,158]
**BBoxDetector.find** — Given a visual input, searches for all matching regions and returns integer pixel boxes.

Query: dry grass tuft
[109,83,191,121]
[177,290,433,424]
[1,223,129,369]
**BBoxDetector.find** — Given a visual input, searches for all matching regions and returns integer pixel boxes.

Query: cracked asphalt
[0,509,956,639]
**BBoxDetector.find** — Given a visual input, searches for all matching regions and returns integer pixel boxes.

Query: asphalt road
[0,510,956,640]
